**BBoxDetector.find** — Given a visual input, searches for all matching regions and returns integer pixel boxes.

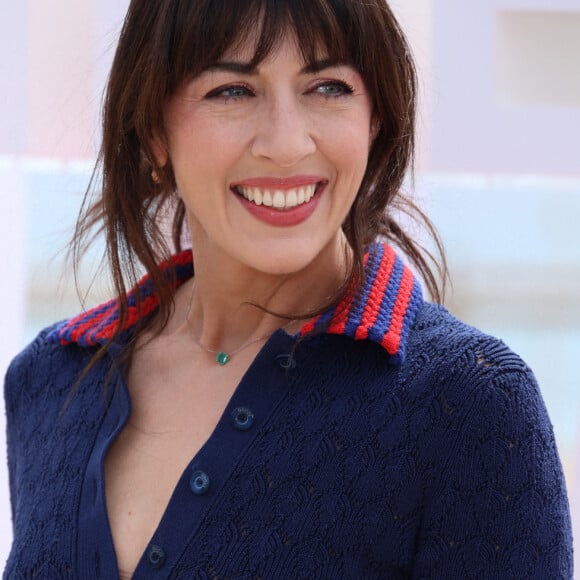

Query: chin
[238,238,330,277]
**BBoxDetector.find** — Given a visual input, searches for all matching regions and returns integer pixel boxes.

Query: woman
[4,0,572,578]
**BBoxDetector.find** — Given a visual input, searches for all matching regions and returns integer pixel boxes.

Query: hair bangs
[255,0,356,71]
[164,0,366,93]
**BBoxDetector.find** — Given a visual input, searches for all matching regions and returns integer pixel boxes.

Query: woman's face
[161,31,374,276]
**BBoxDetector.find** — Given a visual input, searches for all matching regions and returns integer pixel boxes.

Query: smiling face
[160,31,374,276]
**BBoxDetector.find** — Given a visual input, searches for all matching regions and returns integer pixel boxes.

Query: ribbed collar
[50,243,423,364]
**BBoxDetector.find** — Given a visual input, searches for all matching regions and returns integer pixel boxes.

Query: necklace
[185,284,294,365]
[186,326,279,365]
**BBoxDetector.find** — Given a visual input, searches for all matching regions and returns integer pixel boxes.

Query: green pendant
[216,352,230,365]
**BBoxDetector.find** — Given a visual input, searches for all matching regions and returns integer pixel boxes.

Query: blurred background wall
[1,0,579,570]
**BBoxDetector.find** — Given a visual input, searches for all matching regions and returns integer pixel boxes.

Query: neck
[177,236,349,353]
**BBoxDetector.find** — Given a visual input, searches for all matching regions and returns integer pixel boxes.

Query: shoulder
[395,302,561,489]
[405,301,565,498]
[409,301,524,364]
[404,301,537,397]
[4,321,95,413]
[401,303,553,453]
[405,304,572,576]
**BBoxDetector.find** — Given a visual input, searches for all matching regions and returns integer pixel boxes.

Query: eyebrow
[203,58,348,76]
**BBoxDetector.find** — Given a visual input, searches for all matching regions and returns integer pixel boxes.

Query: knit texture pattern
[3,246,573,579]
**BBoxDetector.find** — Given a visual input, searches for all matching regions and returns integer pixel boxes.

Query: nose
[250,92,316,167]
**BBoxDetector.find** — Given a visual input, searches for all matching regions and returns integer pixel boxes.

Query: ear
[148,132,169,169]
[369,116,380,148]
[142,134,169,187]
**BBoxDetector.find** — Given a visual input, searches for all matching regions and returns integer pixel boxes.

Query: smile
[234,184,318,210]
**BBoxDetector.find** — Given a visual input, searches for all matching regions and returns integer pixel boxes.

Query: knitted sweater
[3,244,573,579]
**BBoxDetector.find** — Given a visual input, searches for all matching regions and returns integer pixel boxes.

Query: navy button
[190,470,210,495]
[231,407,255,431]
[276,354,296,369]
[147,544,166,569]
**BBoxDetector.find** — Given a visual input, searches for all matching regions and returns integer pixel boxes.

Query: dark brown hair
[74,0,446,358]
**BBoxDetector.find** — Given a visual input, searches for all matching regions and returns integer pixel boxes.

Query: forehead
[165,1,359,92]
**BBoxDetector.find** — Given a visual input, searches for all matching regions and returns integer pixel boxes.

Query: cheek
[318,110,372,158]
[332,129,372,176]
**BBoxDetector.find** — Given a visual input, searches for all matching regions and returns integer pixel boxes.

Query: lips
[231,176,326,212]
[231,176,327,226]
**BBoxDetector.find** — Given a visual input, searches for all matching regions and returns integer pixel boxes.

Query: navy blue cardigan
[3,244,573,578]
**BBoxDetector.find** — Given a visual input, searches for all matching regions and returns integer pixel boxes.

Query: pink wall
[390,0,434,173]
[28,0,96,159]
[0,4,28,155]
[0,0,130,566]
[431,0,580,176]
[0,0,127,161]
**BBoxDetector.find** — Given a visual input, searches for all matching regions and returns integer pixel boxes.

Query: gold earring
[151,168,160,184]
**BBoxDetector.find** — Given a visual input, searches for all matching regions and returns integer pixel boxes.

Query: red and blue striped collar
[51,243,423,364]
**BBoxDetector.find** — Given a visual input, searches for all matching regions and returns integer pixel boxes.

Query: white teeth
[236,183,319,210]
[262,190,273,206]
[273,190,285,208]
[286,190,298,208]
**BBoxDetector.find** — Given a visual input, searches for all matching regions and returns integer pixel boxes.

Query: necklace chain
[185,283,294,365]
[185,324,279,365]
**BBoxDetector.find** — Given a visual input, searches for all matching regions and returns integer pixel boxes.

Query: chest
[7,334,422,579]
[104,344,257,578]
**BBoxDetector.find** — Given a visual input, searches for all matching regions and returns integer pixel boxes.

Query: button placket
[131,335,295,575]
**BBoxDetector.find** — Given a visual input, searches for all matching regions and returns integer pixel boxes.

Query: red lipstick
[231,175,324,190]
[231,177,327,227]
